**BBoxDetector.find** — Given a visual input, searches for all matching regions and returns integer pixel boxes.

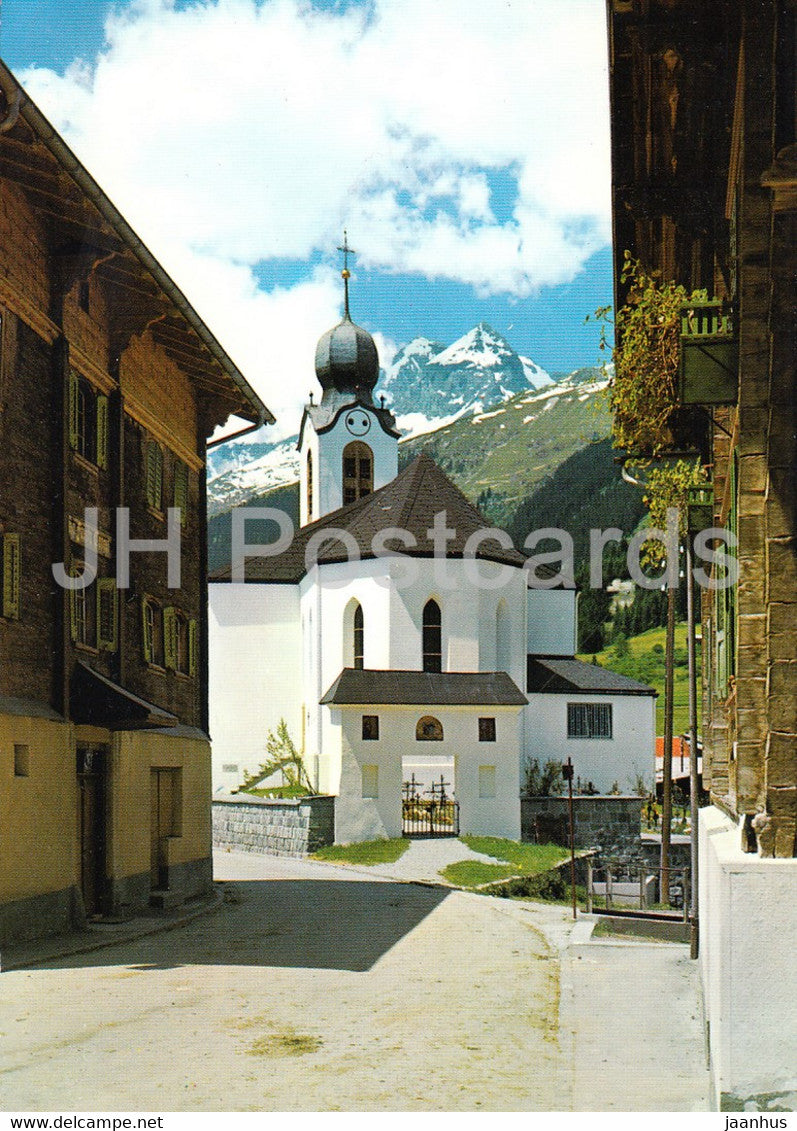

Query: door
[77,746,106,916]
[150,768,178,890]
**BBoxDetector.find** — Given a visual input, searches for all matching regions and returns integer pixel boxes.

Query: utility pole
[563,756,577,920]
[685,521,702,959]
[661,583,675,905]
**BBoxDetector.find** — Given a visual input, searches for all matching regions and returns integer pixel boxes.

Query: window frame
[422,599,442,673]
[567,702,613,740]
[342,441,374,505]
[361,714,379,741]
[478,717,496,742]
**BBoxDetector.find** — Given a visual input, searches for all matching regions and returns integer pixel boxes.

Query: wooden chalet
[0,60,272,944]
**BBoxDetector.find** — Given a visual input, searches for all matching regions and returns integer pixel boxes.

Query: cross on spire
[337,229,356,317]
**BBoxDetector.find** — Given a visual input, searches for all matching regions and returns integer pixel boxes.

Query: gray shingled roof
[210,452,529,582]
[321,668,528,707]
[526,656,657,697]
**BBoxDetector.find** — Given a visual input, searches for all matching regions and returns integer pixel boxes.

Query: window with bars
[422,599,442,673]
[567,703,613,740]
[342,441,373,505]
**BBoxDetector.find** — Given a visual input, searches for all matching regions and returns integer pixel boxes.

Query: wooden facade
[0,60,271,943]
[606,0,796,858]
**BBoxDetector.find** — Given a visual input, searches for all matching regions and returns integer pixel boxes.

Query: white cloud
[19,0,611,431]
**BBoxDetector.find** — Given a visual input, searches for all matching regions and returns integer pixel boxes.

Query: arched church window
[306,450,313,517]
[416,716,444,742]
[422,599,442,673]
[342,441,373,505]
[353,603,364,670]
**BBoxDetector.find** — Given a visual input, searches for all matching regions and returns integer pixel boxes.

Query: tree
[241,720,313,794]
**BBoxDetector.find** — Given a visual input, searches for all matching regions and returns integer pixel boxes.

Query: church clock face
[344,410,371,437]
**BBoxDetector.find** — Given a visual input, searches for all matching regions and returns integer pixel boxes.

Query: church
[209,255,656,844]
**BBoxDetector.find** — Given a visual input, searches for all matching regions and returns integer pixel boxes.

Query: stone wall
[522,795,642,854]
[212,794,335,857]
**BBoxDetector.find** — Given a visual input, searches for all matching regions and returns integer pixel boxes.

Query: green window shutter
[97,578,118,651]
[188,618,199,678]
[69,587,78,642]
[174,460,188,525]
[146,442,163,509]
[163,605,177,670]
[142,598,154,664]
[2,533,20,619]
[96,395,109,470]
[68,370,79,450]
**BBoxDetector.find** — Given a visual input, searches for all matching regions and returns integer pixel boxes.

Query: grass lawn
[439,838,570,889]
[459,836,570,874]
[439,860,519,887]
[312,838,410,866]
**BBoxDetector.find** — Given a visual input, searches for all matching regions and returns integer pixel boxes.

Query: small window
[362,715,379,741]
[478,764,496,799]
[567,702,613,740]
[221,763,239,774]
[69,568,96,648]
[142,597,164,667]
[422,599,442,673]
[14,744,29,777]
[353,603,364,670]
[306,450,313,518]
[416,715,444,742]
[361,764,379,798]
[478,717,496,742]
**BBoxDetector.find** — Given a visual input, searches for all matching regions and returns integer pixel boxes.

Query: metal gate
[402,775,460,838]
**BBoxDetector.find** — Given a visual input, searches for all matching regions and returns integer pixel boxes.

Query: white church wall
[526,588,577,656]
[524,693,655,794]
[333,705,521,844]
[208,582,302,791]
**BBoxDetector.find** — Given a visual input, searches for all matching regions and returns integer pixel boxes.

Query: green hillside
[399,380,611,527]
[578,623,701,736]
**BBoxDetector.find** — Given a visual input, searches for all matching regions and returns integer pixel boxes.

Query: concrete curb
[1,887,225,972]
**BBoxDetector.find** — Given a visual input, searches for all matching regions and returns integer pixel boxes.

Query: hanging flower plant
[609,254,707,458]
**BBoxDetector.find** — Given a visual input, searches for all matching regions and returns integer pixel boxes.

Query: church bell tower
[298,234,399,526]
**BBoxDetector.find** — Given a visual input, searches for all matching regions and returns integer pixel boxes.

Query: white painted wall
[524,693,655,794]
[333,705,521,844]
[698,806,797,1109]
[208,582,301,791]
[299,403,398,523]
[527,587,577,655]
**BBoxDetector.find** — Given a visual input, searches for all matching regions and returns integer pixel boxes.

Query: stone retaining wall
[212,794,335,857]
[522,795,642,854]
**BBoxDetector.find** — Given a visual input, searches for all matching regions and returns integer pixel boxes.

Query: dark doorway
[77,746,107,917]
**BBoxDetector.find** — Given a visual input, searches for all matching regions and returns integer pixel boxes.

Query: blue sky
[1,0,613,433]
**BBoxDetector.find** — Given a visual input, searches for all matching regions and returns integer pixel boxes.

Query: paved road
[0,849,710,1112]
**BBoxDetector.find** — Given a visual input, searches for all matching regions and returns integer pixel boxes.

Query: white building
[209,275,656,843]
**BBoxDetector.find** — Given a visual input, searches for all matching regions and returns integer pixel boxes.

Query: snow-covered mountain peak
[432,322,514,369]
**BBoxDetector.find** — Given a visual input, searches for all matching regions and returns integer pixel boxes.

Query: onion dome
[314,232,379,397]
